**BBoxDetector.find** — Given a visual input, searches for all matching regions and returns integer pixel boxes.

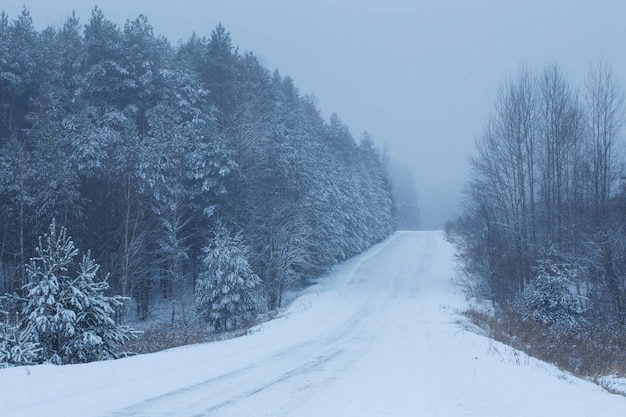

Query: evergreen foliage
[0,320,41,367]
[21,221,136,364]
[0,7,401,347]
[520,249,584,327]
[196,221,262,331]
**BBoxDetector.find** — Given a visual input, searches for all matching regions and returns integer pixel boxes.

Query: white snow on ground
[1,231,625,416]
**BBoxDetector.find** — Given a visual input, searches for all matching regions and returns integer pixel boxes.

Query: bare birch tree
[584,59,625,322]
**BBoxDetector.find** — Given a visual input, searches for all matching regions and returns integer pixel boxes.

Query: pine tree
[388,161,420,230]
[520,248,584,328]
[0,320,41,367]
[196,221,262,331]
[21,220,136,364]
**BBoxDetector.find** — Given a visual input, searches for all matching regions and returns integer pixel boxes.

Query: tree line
[0,6,413,357]
[453,61,626,326]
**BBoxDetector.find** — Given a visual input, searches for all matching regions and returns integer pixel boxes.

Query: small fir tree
[21,220,136,364]
[196,222,262,331]
[521,248,584,328]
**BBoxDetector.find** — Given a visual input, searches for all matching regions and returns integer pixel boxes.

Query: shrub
[520,249,584,328]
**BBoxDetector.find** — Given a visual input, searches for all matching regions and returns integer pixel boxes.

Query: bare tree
[584,59,625,322]
[585,59,624,222]
[461,67,539,302]
[537,63,585,250]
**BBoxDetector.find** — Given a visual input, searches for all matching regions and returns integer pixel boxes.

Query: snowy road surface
[1,231,626,416]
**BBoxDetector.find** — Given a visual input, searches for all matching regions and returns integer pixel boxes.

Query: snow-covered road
[2,231,626,416]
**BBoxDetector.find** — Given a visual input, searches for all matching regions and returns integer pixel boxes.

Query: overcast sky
[3,0,626,228]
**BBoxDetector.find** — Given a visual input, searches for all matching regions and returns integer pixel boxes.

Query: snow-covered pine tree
[21,220,136,364]
[0,319,41,367]
[521,247,584,328]
[196,221,262,331]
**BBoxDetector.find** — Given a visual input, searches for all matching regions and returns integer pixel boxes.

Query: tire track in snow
[104,236,401,417]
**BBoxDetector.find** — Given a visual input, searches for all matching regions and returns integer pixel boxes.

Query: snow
[1,231,625,416]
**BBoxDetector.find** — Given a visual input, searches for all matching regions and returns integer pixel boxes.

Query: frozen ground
[1,231,625,416]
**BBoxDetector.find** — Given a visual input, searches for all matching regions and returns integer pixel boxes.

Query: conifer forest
[0,8,420,364]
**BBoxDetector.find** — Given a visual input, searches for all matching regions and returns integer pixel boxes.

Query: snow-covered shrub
[21,220,136,364]
[196,221,262,331]
[0,320,41,367]
[520,248,584,328]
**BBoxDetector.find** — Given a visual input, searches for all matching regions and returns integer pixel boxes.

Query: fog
[4,0,626,228]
